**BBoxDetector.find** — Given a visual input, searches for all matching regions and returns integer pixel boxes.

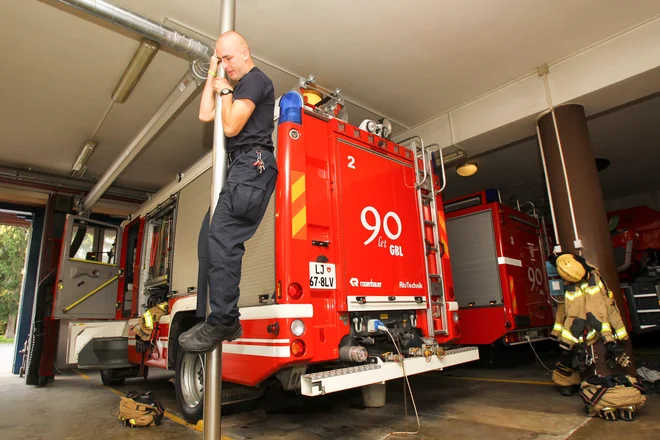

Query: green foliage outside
[0,225,29,336]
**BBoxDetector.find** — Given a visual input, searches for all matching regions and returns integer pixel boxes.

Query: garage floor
[1,341,658,440]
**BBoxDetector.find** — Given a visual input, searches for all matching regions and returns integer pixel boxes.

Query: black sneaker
[178,321,205,345]
[179,321,243,354]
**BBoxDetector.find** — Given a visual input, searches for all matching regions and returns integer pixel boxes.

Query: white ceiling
[443,92,660,206]
[1,0,660,196]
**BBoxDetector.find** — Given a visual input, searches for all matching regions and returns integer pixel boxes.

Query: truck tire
[175,348,205,423]
[100,369,126,386]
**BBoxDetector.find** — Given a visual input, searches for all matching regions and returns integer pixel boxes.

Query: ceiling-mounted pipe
[53,0,215,214]
[80,71,200,214]
[56,0,212,78]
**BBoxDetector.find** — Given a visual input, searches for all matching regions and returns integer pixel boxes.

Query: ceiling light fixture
[71,141,96,177]
[112,39,160,103]
[456,162,478,177]
[442,150,467,166]
[595,158,610,172]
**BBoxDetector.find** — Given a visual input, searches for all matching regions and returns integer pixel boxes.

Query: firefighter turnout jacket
[551,271,628,350]
[133,302,169,352]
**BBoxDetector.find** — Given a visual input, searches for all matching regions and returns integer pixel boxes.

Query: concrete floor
[0,341,658,440]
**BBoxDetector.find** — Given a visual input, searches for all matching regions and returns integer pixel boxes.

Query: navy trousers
[202,147,277,326]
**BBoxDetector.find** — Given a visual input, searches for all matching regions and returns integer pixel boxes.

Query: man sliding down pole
[179,31,278,353]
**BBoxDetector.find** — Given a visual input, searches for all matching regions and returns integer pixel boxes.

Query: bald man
[180,31,277,353]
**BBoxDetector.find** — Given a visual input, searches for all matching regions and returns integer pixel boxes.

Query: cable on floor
[525,335,554,374]
[380,326,421,439]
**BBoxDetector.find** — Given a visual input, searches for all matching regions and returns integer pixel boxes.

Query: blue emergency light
[279,91,303,124]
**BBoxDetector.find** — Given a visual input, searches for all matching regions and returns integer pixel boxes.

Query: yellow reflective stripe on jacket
[565,290,583,301]
[561,329,579,343]
[601,322,612,333]
[143,310,154,330]
[587,329,597,340]
[553,323,563,332]
[616,327,628,339]
[585,285,601,295]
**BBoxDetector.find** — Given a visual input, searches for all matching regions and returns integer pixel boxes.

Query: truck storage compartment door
[500,212,553,326]
[446,210,502,307]
[335,137,427,311]
[53,215,121,319]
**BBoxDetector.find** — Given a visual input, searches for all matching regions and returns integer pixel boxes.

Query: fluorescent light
[456,162,478,177]
[112,39,159,103]
[72,141,96,173]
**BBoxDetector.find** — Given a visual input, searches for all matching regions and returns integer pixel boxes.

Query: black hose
[25,268,57,386]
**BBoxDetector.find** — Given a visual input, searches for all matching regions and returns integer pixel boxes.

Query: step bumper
[300,346,479,396]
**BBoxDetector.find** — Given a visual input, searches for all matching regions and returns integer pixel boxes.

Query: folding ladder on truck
[399,137,449,337]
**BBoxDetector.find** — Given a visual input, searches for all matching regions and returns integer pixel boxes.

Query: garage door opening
[0,209,32,374]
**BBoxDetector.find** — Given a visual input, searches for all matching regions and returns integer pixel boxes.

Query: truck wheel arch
[168,310,199,370]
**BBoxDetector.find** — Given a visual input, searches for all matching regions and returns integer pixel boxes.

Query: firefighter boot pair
[178,320,243,354]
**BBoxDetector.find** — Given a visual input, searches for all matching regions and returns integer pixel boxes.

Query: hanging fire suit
[133,301,169,353]
[551,270,628,351]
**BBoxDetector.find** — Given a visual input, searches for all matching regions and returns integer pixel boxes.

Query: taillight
[288,282,303,300]
[291,339,306,357]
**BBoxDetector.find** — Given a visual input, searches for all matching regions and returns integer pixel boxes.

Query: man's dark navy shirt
[227,66,275,152]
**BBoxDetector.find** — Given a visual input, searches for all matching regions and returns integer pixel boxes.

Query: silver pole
[204,1,235,438]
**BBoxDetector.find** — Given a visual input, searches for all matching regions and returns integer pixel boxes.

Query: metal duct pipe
[53,0,213,213]
[56,0,212,77]
[0,165,149,202]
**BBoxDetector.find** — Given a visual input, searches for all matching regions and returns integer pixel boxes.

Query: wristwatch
[220,88,233,96]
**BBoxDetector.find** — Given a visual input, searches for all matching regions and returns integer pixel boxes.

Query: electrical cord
[524,335,554,374]
[379,325,421,439]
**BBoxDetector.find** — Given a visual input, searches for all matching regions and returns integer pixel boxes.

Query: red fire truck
[50,78,478,422]
[441,191,555,349]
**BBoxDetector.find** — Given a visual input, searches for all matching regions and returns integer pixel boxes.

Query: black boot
[179,321,243,354]
[558,385,577,396]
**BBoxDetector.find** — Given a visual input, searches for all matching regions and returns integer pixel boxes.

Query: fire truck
[50,77,478,422]
[441,191,555,350]
[608,206,660,334]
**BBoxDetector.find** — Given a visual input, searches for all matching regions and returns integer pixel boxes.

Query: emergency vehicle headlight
[279,91,303,124]
[290,319,306,337]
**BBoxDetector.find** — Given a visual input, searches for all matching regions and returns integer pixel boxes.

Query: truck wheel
[100,369,125,386]
[175,349,205,423]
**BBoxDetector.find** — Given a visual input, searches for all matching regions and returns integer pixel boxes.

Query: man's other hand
[213,77,232,94]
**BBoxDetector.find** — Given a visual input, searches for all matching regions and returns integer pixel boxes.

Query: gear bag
[579,375,646,421]
[117,391,165,428]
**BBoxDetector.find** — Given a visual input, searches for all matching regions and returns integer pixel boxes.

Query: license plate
[309,262,336,290]
[526,330,541,339]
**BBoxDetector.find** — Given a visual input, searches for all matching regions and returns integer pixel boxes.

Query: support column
[537,104,634,375]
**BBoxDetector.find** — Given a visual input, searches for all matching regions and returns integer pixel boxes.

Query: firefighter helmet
[556,253,586,283]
